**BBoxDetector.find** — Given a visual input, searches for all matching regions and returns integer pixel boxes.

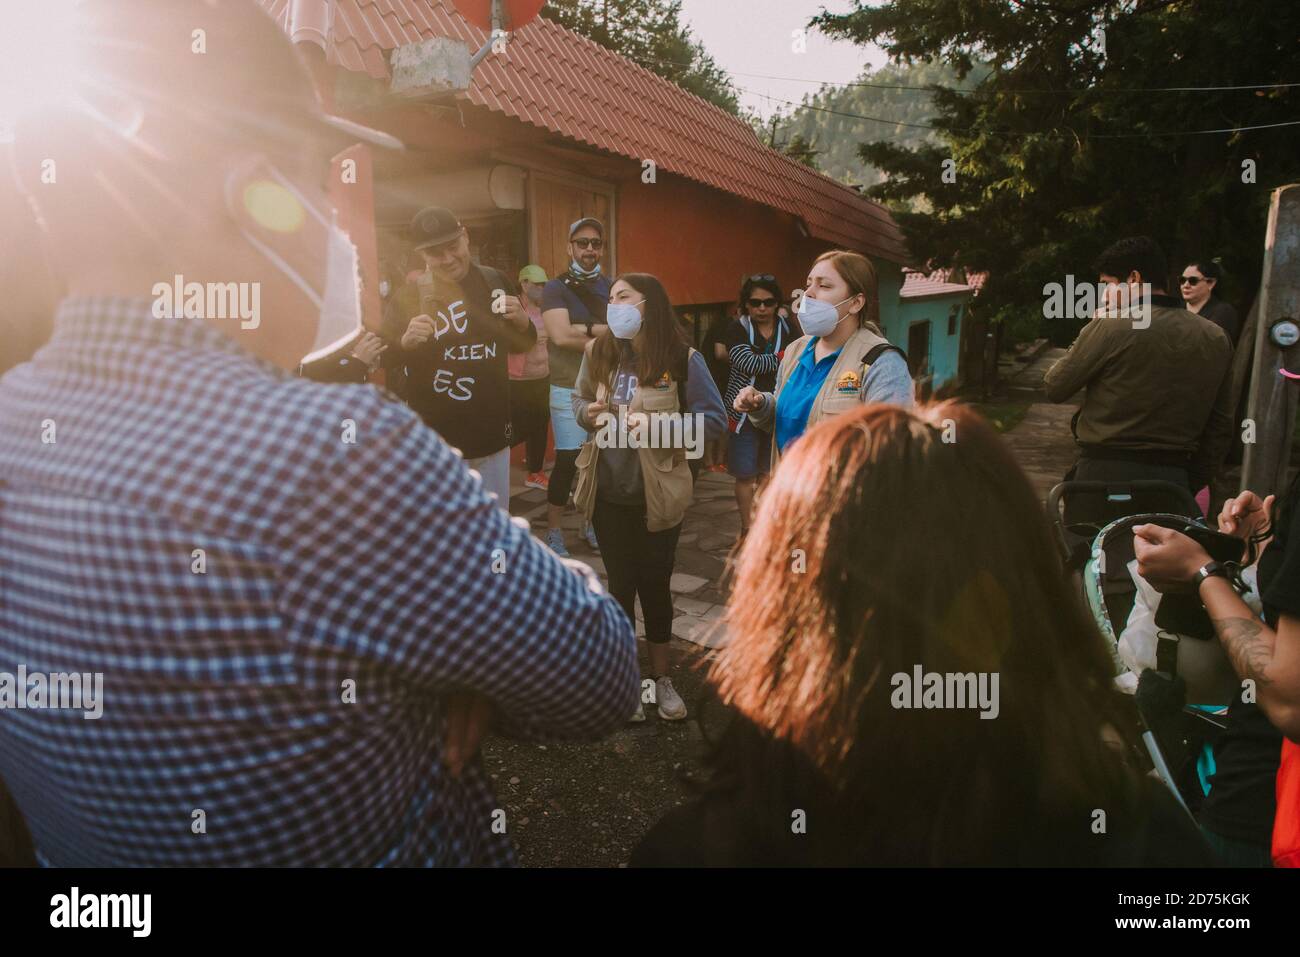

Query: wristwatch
[1191,560,1231,589]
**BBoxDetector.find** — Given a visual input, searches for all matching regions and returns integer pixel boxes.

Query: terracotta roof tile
[258,0,909,263]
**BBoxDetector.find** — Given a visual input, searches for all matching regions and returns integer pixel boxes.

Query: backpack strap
[675,348,696,411]
[861,342,907,368]
[561,273,609,322]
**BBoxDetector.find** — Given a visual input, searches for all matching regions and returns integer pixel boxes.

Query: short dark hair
[1093,236,1169,290]
[1185,258,1224,283]
[738,275,784,312]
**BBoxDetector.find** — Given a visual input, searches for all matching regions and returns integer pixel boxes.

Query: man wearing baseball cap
[396,206,536,505]
[0,0,636,867]
[540,217,611,556]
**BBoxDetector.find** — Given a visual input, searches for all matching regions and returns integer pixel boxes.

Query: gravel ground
[481,639,719,868]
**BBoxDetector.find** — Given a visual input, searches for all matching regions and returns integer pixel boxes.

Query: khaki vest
[573,351,696,532]
[765,325,898,468]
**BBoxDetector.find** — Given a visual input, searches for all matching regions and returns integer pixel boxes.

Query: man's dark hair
[1093,236,1169,290]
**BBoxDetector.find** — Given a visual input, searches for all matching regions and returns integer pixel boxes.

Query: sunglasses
[748,274,775,282]
[571,238,604,250]
[746,297,777,308]
[1179,275,1204,286]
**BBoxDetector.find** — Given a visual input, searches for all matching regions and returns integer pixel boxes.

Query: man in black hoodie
[397,207,536,505]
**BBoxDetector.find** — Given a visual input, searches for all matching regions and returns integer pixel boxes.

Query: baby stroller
[1048,480,1240,812]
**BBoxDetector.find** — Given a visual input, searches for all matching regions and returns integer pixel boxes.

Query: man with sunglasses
[541,218,611,556]
[397,206,536,506]
[722,274,801,537]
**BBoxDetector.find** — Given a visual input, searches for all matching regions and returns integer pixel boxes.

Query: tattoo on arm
[1212,616,1275,686]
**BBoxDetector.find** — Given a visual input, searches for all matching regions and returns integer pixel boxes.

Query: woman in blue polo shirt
[734,250,912,462]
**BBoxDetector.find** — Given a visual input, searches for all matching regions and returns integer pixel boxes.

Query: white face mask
[797,293,855,338]
[227,163,364,365]
[607,300,645,339]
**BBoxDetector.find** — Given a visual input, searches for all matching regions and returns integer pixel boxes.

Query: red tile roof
[900,266,990,300]
[261,0,910,264]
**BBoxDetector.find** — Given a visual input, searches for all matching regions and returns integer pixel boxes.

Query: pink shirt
[509,302,550,380]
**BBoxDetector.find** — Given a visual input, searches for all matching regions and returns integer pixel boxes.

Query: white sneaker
[628,700,646,723]
[655,676,687,721]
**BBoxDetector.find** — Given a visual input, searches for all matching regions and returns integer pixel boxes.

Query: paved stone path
[505,467,739,653]
[997,347,1079,501]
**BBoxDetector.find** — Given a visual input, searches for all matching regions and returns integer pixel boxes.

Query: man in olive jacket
[1045,237,1233,512]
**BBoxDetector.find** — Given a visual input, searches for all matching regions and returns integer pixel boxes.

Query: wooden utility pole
[1241,184,1300,497]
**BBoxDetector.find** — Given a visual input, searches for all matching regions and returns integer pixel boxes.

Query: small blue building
[894,268,980,394]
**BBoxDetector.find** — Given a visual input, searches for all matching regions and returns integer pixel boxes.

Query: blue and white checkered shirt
[0,298,639,866]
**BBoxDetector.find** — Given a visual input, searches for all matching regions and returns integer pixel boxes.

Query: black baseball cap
[569,217,604,239]
[411,207,465,250]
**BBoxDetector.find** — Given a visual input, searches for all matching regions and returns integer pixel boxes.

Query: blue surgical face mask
[797,293,854,338]
[570,260,602,280]
[607,300,645,339]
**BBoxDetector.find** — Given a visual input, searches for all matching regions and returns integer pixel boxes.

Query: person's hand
[1218,490,1275,541]
[498,294,526,325]
[401,313,435,350]
[585,400,609,427]
[1133,524,1213,593]
[443,691,493,778]
[734,386,764,413]
[350,332,388,368]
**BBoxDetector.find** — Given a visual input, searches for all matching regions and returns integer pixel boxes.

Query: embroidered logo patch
[835,370,860,393]
[654,372,672,390]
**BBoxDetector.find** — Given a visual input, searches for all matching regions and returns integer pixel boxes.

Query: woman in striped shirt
[721,274,801,538]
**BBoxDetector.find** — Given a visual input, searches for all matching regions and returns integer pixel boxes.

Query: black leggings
[508,377,550,473]
[548,449,580,507]
[591,497,682,644]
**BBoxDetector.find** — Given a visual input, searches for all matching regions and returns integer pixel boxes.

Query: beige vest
[765,325,897,468]
[573,351,697,532]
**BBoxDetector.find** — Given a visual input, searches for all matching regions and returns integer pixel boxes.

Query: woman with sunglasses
[1180,259,1240,346]
[733,250,912,467]
[572,274,727,722]
[721,274,801,538]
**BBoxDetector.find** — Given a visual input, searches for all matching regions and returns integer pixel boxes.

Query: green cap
[518,264,548,284]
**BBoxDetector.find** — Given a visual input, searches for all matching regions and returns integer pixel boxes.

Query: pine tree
[815,0,1300,344]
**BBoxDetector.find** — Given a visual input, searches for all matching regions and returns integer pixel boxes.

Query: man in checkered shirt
[0,0,638,866]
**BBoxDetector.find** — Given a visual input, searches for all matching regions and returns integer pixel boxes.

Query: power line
[741,88,1300,140]
[627,51,1299,97]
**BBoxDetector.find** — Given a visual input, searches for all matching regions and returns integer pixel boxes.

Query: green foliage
[540,0,741,115]
[777,60,985,188]
[781,132,822,171]
[812,0,1300,340]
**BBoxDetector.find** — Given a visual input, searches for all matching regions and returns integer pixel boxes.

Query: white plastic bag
[1114,559,1257,705]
